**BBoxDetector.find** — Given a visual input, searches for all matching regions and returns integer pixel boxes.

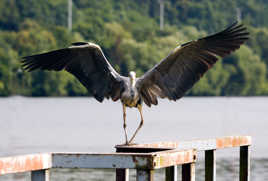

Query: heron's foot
[127,142,137,146]
[118,141,137,146]
[124,139,138,145]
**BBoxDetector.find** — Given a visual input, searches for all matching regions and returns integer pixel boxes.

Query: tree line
[0,0,268,96]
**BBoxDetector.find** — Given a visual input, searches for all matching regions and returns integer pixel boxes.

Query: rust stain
[241,137,247,145]
[185,151,190,162]
[216,138,223,148]
[0,154,49,175]
[132,156,138,164]
[154,150,196,168]
[0,161,3,171]
[216,136,251,149]
[226,137,231,147]
[233,137,239,147]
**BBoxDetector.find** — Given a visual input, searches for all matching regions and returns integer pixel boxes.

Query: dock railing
[0,135,251,181]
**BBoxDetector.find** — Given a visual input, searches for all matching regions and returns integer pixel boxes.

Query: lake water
[0,96,267,180]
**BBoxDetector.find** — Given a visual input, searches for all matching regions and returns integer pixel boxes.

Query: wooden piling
[31,169,50,181]
[205,150,216,181]
[165,166,177,181]
[240,146,250,181]
[116,168,129,181]
[182,163,195,181]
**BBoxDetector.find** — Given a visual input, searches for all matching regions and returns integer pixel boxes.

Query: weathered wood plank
[51,150,195,170]
[137,169,154,181]
[165,166,177,181]
[153,149,196,169]
[240,146,250,181]
[0,153,52,175]
[31,169,50,181]
[52,153,152,169]
[182,163,195,181]
[116,136,252,151]
[116,142,178,150]
[216,136,251,149]
[205,150,216,181]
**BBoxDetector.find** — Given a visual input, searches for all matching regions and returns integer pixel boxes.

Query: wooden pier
[0,135,251,181]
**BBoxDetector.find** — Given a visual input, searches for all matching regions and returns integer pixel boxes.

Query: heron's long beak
[130,77,136,87]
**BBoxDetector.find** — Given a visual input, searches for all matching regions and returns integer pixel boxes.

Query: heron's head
[129,71,136,80]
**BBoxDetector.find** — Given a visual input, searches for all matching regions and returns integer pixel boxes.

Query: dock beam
[0,136,251,181]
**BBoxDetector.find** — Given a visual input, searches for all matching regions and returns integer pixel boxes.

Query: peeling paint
[216,136,252,149]
[152,149,196,169]
[116,136,251,151]
[0,153,51,175]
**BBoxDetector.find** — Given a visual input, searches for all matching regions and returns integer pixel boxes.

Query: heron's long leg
[129,104,144,144]
[122,104,129,144]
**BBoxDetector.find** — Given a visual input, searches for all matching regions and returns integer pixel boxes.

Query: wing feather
[21,42,125,102]
[137,22,249,106]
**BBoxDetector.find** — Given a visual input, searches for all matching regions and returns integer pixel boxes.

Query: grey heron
[21,22,249,145]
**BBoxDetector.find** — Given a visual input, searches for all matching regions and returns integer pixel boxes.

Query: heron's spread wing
[21,42,124,102]
[136,22,249,107]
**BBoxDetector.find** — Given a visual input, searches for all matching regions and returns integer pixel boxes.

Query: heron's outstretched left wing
[21,42,125,102]
[136,22,249,107]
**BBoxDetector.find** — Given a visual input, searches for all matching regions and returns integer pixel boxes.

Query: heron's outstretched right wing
[136,22,249,107]
[21,42,125,102]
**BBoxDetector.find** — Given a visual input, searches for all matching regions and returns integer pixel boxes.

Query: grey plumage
[22,42,125,102]
[136,22,249,106]
[21,22,249,144]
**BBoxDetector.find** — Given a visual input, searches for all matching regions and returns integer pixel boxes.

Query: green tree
[0,0,268,97]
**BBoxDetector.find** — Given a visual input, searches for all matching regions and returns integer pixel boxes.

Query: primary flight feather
[21,22,249,144]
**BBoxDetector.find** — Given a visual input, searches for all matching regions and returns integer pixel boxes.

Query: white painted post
[31,169,49,181]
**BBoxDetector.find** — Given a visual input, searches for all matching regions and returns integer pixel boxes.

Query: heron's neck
[130,77,136,88]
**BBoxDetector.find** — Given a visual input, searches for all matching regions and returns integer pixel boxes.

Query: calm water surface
[0,97,267,180]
